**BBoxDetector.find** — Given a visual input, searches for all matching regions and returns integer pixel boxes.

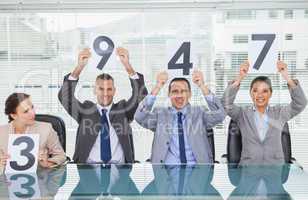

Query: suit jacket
[134,95,225,164]
[222,80,307,165]
[58,73,148,163]
[0,121,66,170]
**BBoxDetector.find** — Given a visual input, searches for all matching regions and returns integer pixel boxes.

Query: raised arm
[192,70,225,129]
[134,71,168,132]
[58,48,91,123]
[277,61,307,121]
[116,47,148,122]
[221,61,249,121]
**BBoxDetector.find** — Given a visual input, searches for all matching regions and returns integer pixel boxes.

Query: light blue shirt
[253,106,269,142]
[145,94,214,164]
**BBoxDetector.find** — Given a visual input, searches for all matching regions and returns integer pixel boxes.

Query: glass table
[1,163,308,199]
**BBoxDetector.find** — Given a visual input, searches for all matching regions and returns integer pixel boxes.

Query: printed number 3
[10,136,35,171]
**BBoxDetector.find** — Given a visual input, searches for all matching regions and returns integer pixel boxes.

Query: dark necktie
[100,109,111,163]
[177,112,187,163]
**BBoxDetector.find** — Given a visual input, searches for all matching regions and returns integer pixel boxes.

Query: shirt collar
[253,105,269,114]
[169,103,190,116]
[96,103,112,115]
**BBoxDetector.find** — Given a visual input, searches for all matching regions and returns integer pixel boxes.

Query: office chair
[145,128,217,163]
[207,128,219,163]
[35,114,66,152]
[222,119,297,165]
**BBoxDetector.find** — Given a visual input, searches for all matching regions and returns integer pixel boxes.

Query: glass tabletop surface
[1,163,308,199]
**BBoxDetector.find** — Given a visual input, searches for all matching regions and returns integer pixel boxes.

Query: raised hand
[192,70,205,88]
[277,60,296,87]
[71,48,91,79]
[192,70,210,95]
[239,61,249,81]
[78,48,91,68]
[233,61,249,87]
[151,71,168,96]
[116,47,135,76]
[277,61,289,81]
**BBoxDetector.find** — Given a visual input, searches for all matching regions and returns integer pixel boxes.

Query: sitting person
[0,93,66,170]
[135,70,225,164]
[222,61,307,165]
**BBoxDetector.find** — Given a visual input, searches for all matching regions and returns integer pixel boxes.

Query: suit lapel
[262,108,278,142]
[246,107,262,143]
[86,108,101,154]
[109,103,116,123]
[185,105,194,144]
[108,103,129,158]
[165,107,174,142]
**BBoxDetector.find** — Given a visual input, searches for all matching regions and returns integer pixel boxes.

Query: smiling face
[168,80,191,110]
[10,98,36,126]
[94,78,116,107]
[250,81,272,111]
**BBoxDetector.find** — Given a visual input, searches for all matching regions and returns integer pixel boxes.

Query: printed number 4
[168,42,193,75]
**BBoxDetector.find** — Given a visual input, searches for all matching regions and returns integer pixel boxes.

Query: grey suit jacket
[58,73,148,163]
[222,80,307,165]
[135,94,225,164]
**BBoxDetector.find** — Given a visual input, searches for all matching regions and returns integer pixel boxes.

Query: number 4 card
[248,33,278,74]
[166,39,197,77]
[5,134,39,174]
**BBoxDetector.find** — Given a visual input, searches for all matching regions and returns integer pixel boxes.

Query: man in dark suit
[58,47,147,163]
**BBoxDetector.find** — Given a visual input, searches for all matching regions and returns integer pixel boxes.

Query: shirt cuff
[68,75,78,80]
[145,95,157,106]
[129,73,139,80]
[204,93,214,102]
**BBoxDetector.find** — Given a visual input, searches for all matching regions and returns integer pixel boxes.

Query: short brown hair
[5,93,30,122]
[96,73,114,82]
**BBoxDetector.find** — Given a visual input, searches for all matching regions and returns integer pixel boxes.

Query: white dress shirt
[87,103,125,164]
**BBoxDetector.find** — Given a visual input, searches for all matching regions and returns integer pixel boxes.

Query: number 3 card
[248,33,278,74]
[5,134,39,174]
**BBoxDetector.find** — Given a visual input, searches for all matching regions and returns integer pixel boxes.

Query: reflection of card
[166,39,196,78]
[5,134,39,174]
[88,34,121,71]
[248,34,278,74]
[7,173,41,200]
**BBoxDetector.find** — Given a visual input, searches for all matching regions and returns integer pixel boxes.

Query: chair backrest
[207,128,216,162]
[35,114,66,152]
[227,119,292,164]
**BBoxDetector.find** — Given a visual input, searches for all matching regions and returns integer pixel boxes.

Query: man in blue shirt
[135,71,225,164]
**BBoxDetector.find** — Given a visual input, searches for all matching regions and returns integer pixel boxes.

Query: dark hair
[250,76,272,93]
[5,93,30,122]
[96,73,114,82]
[168,77,191,93]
